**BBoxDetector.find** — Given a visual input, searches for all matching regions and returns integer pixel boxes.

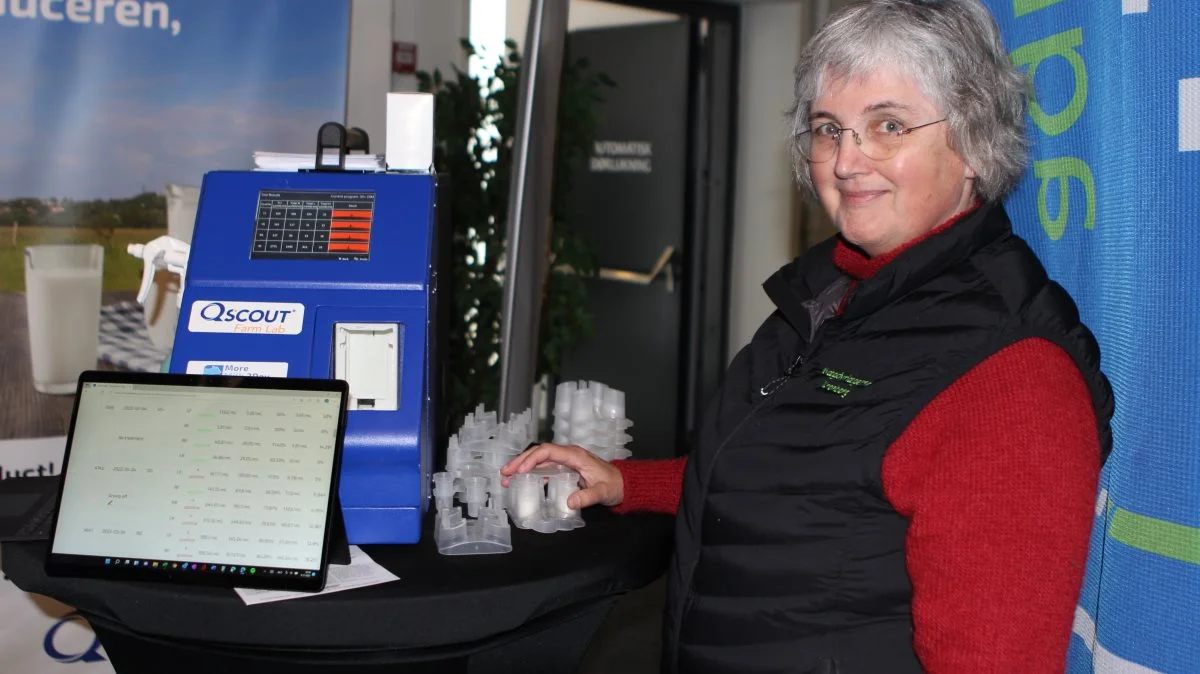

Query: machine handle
[314,122,371,172]
[557,245,678,293]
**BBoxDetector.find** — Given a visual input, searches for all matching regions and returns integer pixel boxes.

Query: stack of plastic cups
[605,388,634,459]
[589,381,608,416]
[552,381,577,445]
[570,384,596,447]
[586,386,614,460]
[435,404,553,554]
[581,382,600,449]
[547,380,635,461]
[436,390,623,542]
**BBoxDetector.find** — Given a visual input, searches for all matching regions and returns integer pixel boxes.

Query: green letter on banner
[1035,157,1096,240]
[1013,0,1067,17]
[1012,29,1087,137]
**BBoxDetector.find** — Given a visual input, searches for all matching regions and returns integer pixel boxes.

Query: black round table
[3,508,673,674]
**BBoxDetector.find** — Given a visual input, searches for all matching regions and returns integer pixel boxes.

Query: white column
[726,1,806,359]
[392,0,471,92]
[346,0,394,148]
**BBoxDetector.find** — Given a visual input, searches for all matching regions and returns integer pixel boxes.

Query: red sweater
[611,228,1100,673]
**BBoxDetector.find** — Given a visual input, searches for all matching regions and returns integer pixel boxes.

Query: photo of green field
[0,193,167,293]
[0,226,158,293]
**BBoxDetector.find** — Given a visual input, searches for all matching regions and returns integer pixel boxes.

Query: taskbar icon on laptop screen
[95,556,318,578]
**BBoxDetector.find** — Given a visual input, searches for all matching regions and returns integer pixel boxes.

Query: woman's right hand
[499,443,624,509]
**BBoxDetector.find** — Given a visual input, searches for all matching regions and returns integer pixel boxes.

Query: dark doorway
[559,6,737,460]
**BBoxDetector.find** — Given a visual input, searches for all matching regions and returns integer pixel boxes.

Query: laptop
[44,371,349,592]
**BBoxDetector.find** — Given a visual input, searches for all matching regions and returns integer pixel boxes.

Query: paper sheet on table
[253,151,385,172]
[234,546,398,605]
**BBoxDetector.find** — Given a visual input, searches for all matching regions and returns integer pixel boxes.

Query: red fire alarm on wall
[393,42,417,75]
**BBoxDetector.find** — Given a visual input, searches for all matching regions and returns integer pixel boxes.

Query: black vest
[664,204,1114,674]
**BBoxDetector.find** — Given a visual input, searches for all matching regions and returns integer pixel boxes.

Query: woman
[503,1,1112,672]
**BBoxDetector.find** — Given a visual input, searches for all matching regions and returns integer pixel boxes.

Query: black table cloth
[3,508,673,673]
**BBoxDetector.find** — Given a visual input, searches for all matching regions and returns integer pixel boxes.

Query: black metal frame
[683,7,739,454]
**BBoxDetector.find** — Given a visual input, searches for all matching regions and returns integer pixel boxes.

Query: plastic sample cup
[24,245,103,394]
[432,472,457,511]
[461,475,489,518]
[508,473,543,520]
[548,472,581,518]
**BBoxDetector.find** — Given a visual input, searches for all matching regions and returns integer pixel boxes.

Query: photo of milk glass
[24,244,104,394]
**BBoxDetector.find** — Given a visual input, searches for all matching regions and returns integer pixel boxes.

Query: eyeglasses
[796,117,947,163]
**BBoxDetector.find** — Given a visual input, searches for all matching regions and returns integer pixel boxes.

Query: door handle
[555,246,677,293]
[598,245,678,293]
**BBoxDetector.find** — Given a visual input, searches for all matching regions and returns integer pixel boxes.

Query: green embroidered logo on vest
[818,368,873,399]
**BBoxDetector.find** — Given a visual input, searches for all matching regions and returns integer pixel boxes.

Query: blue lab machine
[169,168,444,544]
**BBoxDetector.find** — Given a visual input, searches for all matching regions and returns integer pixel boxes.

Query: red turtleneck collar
[832,202,982,281]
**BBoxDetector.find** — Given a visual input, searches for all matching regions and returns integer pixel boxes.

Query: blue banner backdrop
[983,2,1200,672]
[0,0,350,201]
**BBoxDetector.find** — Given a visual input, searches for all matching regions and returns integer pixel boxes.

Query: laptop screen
[47,374,347,590]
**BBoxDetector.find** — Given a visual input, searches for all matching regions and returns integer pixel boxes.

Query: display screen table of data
[52,385,342,572]
[250,190,375,260]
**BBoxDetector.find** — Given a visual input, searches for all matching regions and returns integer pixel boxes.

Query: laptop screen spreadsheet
[52,382,342,572]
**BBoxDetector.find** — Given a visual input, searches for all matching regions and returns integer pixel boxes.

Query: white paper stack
[253,151,386,172]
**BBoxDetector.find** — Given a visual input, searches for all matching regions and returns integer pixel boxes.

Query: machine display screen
[251,190,375,261]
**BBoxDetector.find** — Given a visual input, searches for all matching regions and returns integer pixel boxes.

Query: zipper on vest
[759,354,805,397]
[674,349,808,671]
[673,323,832,670]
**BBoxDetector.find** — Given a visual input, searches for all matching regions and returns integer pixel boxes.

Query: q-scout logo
[187,301,304,335]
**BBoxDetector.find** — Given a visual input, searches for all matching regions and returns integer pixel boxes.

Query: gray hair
[788,0,1028,202]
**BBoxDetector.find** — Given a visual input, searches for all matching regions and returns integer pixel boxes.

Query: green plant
[418,39,613,429]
